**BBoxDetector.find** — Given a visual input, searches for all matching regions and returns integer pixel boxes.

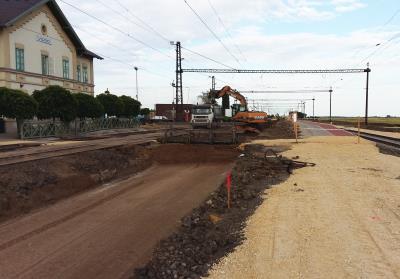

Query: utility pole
[329,86,333,123]
[211,75,216,91]
[170,41,183,120]
[134,67,139,101]
[312,97,315,120]
[365,63,371,126]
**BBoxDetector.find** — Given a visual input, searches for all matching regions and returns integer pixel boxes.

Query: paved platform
[298,121,353,137]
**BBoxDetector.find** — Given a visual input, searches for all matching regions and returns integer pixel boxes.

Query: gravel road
[0,163,231,279]
[208,136,400,278]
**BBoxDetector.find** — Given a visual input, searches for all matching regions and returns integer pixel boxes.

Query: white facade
[0,3,99,95]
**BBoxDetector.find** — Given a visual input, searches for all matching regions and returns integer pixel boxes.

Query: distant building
[0,0,102,95]
[155,104,193,121]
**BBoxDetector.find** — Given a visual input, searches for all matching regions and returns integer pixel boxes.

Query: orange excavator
[209,86,268,132]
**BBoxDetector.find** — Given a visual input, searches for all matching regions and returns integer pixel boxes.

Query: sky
[57,0,400,116]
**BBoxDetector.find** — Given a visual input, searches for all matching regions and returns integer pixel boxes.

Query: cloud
[331,0,367,13]
[56,0,398,116]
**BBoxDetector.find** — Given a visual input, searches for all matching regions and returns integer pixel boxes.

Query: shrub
[140,108,150,116]
[74,93,104,119]
[119,95,141,118]
[0,88,37,136]
[32,85,77,122]
[96,93,124,117]
[0,87,12,117]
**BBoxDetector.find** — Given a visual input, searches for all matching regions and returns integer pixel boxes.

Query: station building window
[62,59,69,79]
[82,65,88,83]
[15,48,24,71]
[77,65,81,82]
[41,54,49,75]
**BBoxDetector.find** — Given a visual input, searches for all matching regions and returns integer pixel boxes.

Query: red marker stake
[226,171,232,209]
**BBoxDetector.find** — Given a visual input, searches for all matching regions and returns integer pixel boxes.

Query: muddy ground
[133,144,302,279]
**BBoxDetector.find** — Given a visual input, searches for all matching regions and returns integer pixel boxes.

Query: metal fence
[20,118,140,139]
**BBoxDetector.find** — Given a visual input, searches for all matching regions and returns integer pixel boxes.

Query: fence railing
[20,118,140,139]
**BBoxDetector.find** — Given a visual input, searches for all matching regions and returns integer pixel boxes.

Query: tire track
[0,180,144,252]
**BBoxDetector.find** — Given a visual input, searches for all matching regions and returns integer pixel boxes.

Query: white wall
[9,12,73,79]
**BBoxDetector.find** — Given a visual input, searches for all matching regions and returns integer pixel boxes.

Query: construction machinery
[190,104,223,128]
[191,86,268,132]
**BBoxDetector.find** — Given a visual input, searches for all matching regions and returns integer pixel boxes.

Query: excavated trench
[0,143,239,223]
[0,120,301,278]
[133,143,308,279]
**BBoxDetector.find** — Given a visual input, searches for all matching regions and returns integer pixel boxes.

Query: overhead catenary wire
[58,0,172,59]
[95,0,162,42]
[93,52,172,81]
[181,47,237,70]
[183,0,241,64]
[113,0,171,43]
[206,0,246,61]
[61,0,238,84]
[331,7,400,87]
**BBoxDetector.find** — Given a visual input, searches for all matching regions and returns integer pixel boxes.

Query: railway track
[345,129,400,149]
[0,131,164,167]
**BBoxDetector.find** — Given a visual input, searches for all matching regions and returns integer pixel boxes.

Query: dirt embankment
[0,144,152,222]
[133,144,302,279]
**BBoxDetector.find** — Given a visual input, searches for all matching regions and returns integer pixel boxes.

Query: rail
[345,129,400,149]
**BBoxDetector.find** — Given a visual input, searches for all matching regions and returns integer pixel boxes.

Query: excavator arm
[211,86,248,109]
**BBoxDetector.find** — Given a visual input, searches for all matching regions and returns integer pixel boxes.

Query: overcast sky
[58,0,400,116]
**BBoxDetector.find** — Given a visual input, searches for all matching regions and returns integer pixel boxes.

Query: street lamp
[134,66,139,101]
[329,86,333,123]
[312,97,315,120]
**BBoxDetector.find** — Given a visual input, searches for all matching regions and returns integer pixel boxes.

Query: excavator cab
[231,103,247,116]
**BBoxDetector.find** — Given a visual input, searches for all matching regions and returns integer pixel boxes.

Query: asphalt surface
[0,163,230,279]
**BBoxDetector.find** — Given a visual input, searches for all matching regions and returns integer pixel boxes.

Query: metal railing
[20,118,140,139]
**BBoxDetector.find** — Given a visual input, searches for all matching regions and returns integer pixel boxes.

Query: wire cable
[113,0,171,43]
[181,47,237,69]
[183,0,241,64]
[207,0,246,61]
[59,0,172,59]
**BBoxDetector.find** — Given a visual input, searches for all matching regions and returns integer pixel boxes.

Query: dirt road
[0,163,231,279]
[208,136,400,278]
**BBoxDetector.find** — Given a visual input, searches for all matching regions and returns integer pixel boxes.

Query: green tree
[32,86,77,122]
[1,89,37,136]
[74,93,104,119]
[140,108,150,116]
[119,95,141,118]
[297,112,307,119]
[96,93,123,117]
[0,87,12,117]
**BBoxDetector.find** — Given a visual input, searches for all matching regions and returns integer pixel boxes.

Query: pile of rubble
[133,144,300,279]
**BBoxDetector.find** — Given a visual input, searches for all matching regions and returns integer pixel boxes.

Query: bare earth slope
[208,136,400,278]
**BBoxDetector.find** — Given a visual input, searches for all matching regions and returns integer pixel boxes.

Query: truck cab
[191,105,213,128]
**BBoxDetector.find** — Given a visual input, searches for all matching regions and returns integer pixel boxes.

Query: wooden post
[357,117,361,144]
[226,172,232,209]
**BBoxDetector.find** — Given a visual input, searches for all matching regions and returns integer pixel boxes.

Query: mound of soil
[258,120,296,139]
[133,144,303,279]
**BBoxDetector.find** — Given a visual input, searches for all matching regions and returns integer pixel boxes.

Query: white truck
[191,104,223,128]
